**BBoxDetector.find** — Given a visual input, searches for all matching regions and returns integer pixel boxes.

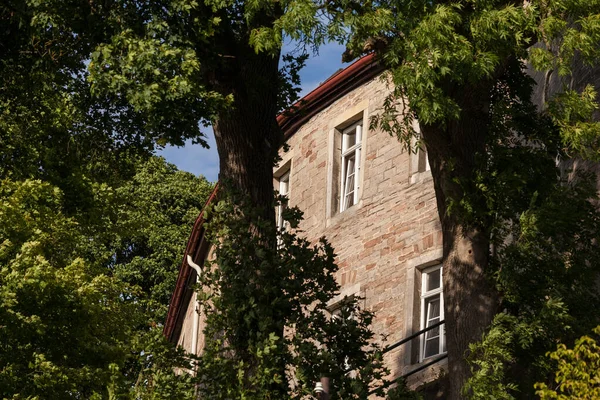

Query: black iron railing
[369,320,447,394]
[382,319,445,355]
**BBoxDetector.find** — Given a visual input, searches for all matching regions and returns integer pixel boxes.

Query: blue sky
[158,42,348,182]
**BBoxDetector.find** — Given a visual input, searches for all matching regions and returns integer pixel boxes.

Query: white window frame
[276,172,290,233]
[419,265,445,362]
[340,122,362,212]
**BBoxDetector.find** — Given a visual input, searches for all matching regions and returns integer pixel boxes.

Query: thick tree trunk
[209,36,286,395]
[440,223,497,399]
[421,85,500,399]
[212,43,282,225]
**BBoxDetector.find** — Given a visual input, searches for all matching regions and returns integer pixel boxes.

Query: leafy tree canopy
[111,157,214,321]
[3,2,218,396]
[85,0,320,138]
[338,0,600,157]
[195,190,387,399]
[535,326,600,400]
[0,178,140,396]
[0,156,213,398]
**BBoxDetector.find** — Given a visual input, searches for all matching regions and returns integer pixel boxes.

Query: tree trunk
[209,35,286,395]
[440,222,497,399]
[212,42,282,225]
[421,85,500,399]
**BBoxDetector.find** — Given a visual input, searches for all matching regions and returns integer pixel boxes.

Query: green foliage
[195,189,387,399]
[0,179,140,397]
[85,0,325,130]
[4,1,600,400]
[0,0,162,190]
[535,326,600,400]
[115,329,201,400]
[344,0,600,159]
[463,171,600,399]
[3,0,326,398]
[88,24,226,147]
[548,86,600,160]
[464,314,527,399]
[341,2,600,396]
[350,0,536,139]
[111,157,214,321]
[0,154,211,397]
[2,3,221,398]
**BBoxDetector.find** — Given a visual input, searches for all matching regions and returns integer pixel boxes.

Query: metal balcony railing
[370,319,447,393]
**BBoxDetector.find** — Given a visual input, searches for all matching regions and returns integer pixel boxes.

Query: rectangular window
[420,265,445,361]
[329,296,357,375]
[417,145,430,173]
[276,172,290,232]
[409,126,432,184]
[340,122,362,212]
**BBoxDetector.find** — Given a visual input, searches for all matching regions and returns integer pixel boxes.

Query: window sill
[326,199,364,228]
[419,352,447,365]
[403,353,448,383]
[410,170,432,185]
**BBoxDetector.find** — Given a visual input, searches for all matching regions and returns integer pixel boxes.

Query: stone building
[164,54,449,394]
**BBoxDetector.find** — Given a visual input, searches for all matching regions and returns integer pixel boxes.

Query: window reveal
[417,145,430,173]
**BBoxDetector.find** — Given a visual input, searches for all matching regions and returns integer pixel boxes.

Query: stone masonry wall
[177,289,198,353]
[276,73,444,384]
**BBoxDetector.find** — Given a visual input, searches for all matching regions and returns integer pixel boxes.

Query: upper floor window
[416,145,430,174]
[420,265,445,361]
[409,122,432,184]
[326,106,368,219]
[276,171,290,232]
[329,295,356,322]
[340,122,362,212]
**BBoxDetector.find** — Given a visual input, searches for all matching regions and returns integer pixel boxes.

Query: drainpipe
[187,255,202,357]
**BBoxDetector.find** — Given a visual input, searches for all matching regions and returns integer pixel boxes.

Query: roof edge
[163,184,219,341]
[277,54,383,138]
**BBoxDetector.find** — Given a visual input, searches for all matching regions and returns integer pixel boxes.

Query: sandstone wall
[276,73,444,382]
[176,289,199,354]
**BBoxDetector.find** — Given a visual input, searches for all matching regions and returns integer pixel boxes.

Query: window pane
[424,337,440,358]
[426,324,440,337]
[344,130,356,150]
[426,268,441,291]
[443,328,447,353]
[277,203,288,229]
[277,173,290,234]
[420,268,445,361]
[343,155,355,209]
[344,185,354,209]
[344,156,355,181]
[425,296,440,320]
[279,177,289,196]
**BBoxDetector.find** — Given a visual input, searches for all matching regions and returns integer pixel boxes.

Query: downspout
[187,255,202,357]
